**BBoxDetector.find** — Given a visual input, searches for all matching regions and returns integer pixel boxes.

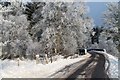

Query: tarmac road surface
[66,51,110,80]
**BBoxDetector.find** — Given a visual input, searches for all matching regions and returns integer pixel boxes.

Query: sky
[87,2,107,26]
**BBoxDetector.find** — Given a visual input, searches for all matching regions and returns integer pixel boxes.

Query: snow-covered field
[0,54,90,78]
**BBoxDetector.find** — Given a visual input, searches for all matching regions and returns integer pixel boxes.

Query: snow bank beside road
[106,53,118,78]
[89,51,118,78]
[0,60,2,80]
[0,54,90,78]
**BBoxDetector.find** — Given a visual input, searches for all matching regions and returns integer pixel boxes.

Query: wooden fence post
[36,54,39,64]
[17,58,20,66]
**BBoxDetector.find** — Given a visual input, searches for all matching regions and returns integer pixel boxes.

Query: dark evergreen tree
[0,2,11,7]
[24,2,46,36]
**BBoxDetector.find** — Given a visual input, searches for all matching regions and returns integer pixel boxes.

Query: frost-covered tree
[65,2,94,48]
[98,31,119,56]
[24,2,46,36]
[0,1,31,60]
[38,2,69,56]
[0,1,94,60]
[102,2,120,56]
[0,3,13,59]
[103,2,119,36]
[31,2,94,57]
[103,3,119,28]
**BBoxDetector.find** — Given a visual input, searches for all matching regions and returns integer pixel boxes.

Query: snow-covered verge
[90,51,118,78]
[106,53,118,78]
[0,54,90,79]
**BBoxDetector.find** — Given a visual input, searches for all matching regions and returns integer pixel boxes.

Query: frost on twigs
[0,1,94,60]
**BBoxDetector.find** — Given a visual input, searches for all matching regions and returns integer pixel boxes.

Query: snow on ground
[0,54,90,78]
[0,52,118,79]
[106,53,118,78]
[0,60,2,80]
